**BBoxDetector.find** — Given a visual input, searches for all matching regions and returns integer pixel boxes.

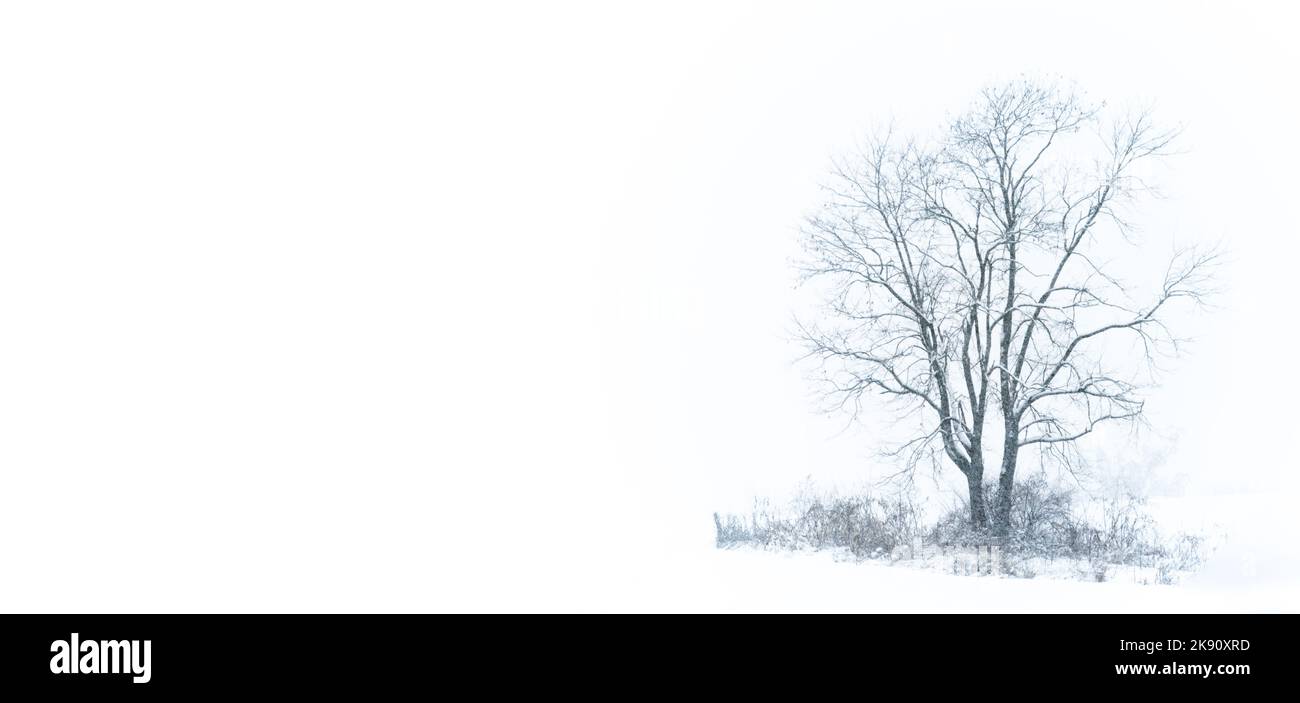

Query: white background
[1,1,1297,611]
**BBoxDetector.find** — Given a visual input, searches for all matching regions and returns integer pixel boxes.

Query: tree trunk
[966,465,988,531]
[993,434,1019,536]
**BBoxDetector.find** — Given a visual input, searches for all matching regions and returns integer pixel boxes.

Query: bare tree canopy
[799,79,1217,534]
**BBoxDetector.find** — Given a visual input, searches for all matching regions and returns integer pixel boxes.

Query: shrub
[713,491,922,559]
[716,477,1209,583]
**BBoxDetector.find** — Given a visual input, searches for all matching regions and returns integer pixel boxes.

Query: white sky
[595,1,1300,532]
[0,2,1296,610]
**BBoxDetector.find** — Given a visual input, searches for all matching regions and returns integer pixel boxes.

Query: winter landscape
[2,2,1297,615]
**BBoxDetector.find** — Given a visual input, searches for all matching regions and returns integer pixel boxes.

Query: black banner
[0,614,1289,694]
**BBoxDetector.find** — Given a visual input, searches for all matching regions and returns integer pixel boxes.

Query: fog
[1,2,1295,610]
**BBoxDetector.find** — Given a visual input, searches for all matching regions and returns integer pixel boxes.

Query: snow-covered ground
[690,548,1283,613]
[572,542,1294,614]
[468,490,1298,614]
[661,492,1297,613]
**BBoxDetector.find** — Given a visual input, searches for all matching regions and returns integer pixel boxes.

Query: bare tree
[799,79,1216,534]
